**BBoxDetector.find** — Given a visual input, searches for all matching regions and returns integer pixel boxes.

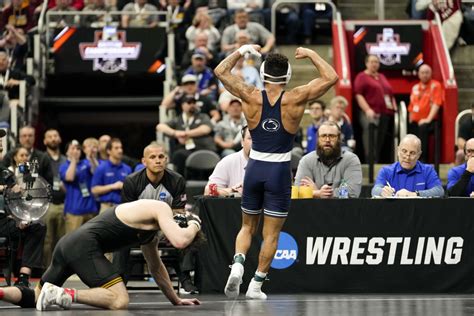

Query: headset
[259,60,292,84]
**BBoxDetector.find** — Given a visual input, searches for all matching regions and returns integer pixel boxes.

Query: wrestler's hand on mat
[238,44,261,58]
[176,298,201,305]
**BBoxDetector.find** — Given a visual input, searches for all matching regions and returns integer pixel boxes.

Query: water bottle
[337,180,349,199]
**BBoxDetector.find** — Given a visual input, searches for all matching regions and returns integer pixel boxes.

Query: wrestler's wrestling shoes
[224,262,244,298]
[245,279,267,300]
[36,282,72,311]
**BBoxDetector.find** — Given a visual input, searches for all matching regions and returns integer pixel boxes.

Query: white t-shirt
[207,150,248,188]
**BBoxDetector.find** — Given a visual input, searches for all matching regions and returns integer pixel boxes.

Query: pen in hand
[386,181,395,196]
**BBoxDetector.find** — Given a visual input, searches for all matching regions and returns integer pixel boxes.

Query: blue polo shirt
[91,160,132,204]
[59,159,98,216]
[447,163,474,196]
[375,161,442,192]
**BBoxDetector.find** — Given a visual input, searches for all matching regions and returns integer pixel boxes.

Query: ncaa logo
[159,192,167,201]
[270,232,298,269]
[261,118,280,132]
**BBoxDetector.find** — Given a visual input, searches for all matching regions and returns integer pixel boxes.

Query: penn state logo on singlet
[261,118,280,132]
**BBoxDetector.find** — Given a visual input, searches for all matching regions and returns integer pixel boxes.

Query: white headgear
[259,61,292,85]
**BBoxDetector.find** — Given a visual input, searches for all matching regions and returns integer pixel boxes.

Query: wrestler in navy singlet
[241,90,295,217]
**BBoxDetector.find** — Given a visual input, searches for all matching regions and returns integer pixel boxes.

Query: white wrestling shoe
[36,282,72,311]
[245,279,267,300]
[224,262,244,298]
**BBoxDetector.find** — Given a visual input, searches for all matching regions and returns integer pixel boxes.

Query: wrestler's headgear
[259,60,292,85]
[173,211,202,231]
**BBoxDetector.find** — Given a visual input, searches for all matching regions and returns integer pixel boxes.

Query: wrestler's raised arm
[289,47,338,105]
[214,45,261,103]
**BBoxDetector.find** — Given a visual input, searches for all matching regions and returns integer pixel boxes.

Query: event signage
[198,198,474,293]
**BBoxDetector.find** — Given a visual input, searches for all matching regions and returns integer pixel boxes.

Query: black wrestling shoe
[180,277,198,294]
[14,277,30,288]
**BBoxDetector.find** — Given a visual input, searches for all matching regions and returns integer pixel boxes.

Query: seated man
[407,64,444,162]
[295,121,362,198]
[371,134,444,198]
[156,95,217,176]
[455,105,473,165]
[0,199,202,310]
[205,125,251,196]
[161,74,220,123]
[214,98,247,157]
[447,138,474,197]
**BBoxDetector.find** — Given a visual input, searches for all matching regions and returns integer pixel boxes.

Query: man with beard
[295,121,362,198]
[43,129,67,266]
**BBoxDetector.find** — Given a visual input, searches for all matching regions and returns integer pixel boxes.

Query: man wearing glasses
[371,134,444,198]
[295,121,362,198]
[447,138,474,197]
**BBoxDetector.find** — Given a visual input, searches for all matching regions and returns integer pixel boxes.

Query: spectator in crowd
[263,1,299,45]
[47,0,84,11]
[416,0,462,50]
[48,0,78,27]
[184,51,218,100]
[408,64,444,162]
[214,98,246,157]
[121,0,159,28]
[160,0,193,60]
[161,73,220,122]
[157,95,216,176]
[59,140,98,233]
[0,137,47,288]
[300,3,332,45]
[295,121,362,198]
[0,50,35,101]
[226,0,264,22]
[328,96,355,152]
[447,138,474,197]
[81,0,118,27]
[98,134,111,162]
[305,100,326,154]
[3,125,53,184]
[82,137,100,173]
[115,143,198,294]
[221,9,275,56]
[42,129,66,267]
[354,54,396,163]
[205,125,251,196]
[181,33,219,70]
[185,11,220,52]
[191,0,227,27]
[371,134,444,197]
[0,25,28,71]
[7,145,28,174]
[0,0,34,32]
[455,104,473,165]
[91,137,132,211]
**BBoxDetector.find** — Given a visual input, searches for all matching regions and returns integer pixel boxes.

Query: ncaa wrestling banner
[196,197,474,293]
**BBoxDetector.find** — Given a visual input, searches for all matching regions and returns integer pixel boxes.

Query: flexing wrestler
[0,199,202,310]
[215,45,337,299]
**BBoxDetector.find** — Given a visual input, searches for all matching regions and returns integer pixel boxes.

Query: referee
[113,143,198,293]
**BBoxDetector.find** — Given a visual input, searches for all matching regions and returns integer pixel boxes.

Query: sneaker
[224,263,244,298]
[179,278,198,294]
[36,282,72,311]
[245,279,267,300]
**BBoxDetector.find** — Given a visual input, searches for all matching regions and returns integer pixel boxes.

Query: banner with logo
[197,197,474,293]
[53,27,166,74]
[353,24,423,72]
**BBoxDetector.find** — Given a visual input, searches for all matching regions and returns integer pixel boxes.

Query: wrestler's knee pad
[14,285,36,308]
